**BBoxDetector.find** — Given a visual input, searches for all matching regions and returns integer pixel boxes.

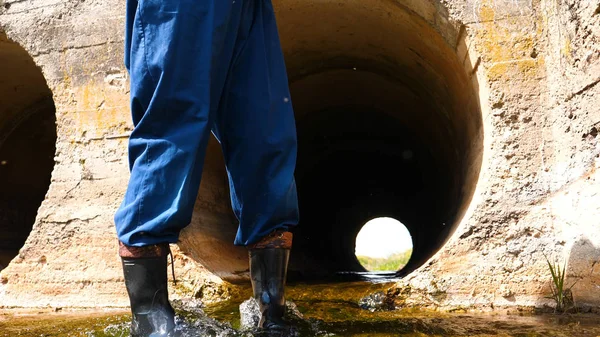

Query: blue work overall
[114,0,299,247]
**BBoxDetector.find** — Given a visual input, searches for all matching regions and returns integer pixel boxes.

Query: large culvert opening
[180,0,483,281]
[0,33,56,270]
[283,0,483,279]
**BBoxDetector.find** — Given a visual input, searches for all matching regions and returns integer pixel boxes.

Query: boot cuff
[119,241,170,258]
[249,230,293,250]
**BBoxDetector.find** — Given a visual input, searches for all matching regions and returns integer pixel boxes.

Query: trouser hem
[118,241,171,258]
[248,230,293,250]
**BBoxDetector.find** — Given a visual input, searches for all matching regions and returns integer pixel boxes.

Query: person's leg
[117,0,241,247]
[211,0,299,329]
[212,0,299,248]
[117,0,244,335]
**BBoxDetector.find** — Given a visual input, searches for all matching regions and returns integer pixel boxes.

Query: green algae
[4,281,600,336]
[203,281,600,337]
[0,310,130,337]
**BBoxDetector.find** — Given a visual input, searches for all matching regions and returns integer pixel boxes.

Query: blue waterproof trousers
[115,0,299,247]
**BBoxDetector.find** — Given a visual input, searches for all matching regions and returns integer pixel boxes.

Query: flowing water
[3,279,600,337]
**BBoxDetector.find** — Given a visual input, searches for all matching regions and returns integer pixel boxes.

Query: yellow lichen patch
[486,58,545,82]
[474,0,544,83]
[562,38,572,58]
[66,82,130,140]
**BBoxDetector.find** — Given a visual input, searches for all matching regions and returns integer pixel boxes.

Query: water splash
[147,309,173,336]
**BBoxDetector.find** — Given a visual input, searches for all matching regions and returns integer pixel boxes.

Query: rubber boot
[119,242,176,337]
[249,231,292,330]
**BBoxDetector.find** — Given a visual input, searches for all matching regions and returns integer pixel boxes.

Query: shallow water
[203,280,600,337]
[3,280,600,336]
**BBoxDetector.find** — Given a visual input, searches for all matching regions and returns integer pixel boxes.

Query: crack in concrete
[1,1,61,15]
[31,40,123,58]
[565,77,600,102]
[40,214,102,225]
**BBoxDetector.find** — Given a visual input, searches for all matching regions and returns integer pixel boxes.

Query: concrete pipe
[178,0,484,281]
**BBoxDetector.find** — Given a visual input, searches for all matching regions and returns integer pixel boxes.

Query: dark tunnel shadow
[286,27,485,282]
[292,107,452,279]
[0,33,56,271]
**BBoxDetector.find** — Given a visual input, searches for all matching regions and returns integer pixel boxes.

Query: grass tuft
[544,255,577,313]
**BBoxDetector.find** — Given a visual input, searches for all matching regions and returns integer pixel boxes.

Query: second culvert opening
[0,33,56,270]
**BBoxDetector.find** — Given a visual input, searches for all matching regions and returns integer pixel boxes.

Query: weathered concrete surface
[0,0,598,310]
[395,0,600,310]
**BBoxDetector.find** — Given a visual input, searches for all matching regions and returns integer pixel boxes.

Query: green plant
[544,255,577,313]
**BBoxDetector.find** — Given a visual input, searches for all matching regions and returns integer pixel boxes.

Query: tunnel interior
[181,0,484,281]
[292,107,452,277]
[0,33,56,270]
[282,0,483,278]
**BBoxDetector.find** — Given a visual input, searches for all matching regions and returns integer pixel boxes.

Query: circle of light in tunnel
[355,217,413,272]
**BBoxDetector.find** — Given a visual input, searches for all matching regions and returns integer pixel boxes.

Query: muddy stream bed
[2,279,600,337]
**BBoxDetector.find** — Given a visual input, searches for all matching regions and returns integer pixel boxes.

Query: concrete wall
[0,0,598,309]
[399,0,600,310]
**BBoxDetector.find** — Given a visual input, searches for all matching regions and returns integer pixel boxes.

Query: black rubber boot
[249,231,292,330]
[120,244,176,337]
